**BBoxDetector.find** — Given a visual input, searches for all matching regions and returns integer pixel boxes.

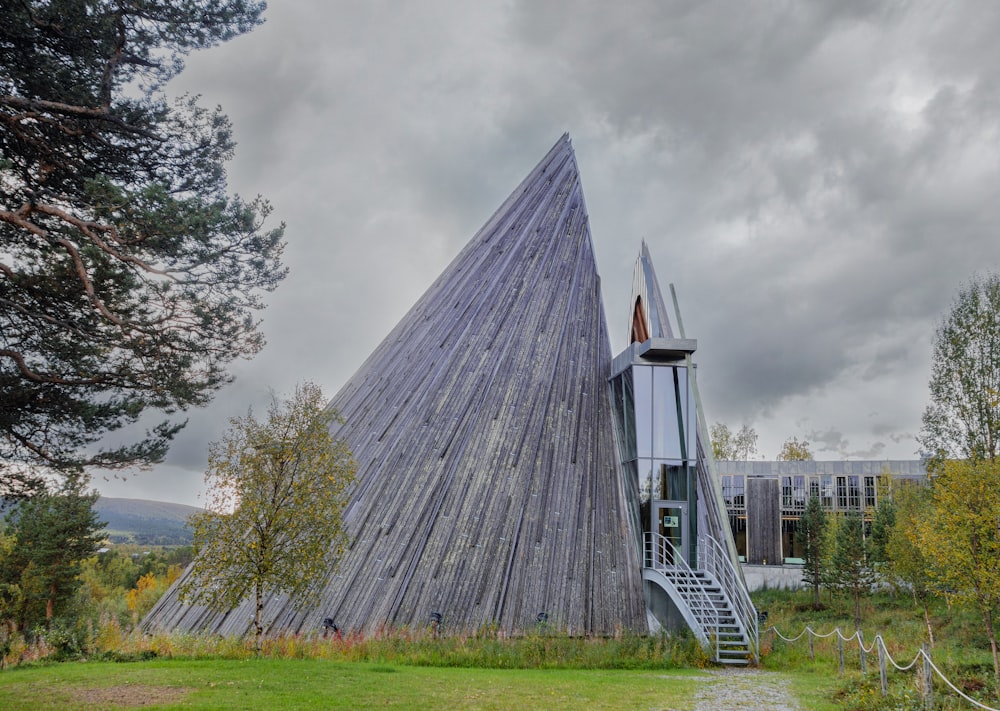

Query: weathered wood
[878,638,887,696]
[144,135,646,637]
[746,477,781,564]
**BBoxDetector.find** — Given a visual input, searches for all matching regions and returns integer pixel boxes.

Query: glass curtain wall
[611,362,698,566]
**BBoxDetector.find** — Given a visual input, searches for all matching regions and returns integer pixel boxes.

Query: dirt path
[687,668,801,711]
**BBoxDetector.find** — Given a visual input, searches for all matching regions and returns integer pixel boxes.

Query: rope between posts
[921,647,999,711]
[766,625,1000,711]
[882,644,922,672]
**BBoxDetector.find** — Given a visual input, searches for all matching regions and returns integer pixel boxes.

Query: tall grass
[1,619,708,671]
[754,587,999,709]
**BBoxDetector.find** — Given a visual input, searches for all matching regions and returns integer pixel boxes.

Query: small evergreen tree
[0,475,105,629]
[795,495,828,608]
[827,510,874,630]
[867,495,896,583]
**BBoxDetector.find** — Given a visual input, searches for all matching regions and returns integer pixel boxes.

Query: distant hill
[95,497,202,546]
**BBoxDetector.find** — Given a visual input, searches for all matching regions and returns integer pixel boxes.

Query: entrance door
[653,501,688,567]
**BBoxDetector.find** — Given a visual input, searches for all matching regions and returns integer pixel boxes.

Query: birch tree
[918,459,1000,686]
[776,437,813,461]
[180,383,355,652]
[919,273,1000,468]
[886,484,936,647]
[711,422,758,460]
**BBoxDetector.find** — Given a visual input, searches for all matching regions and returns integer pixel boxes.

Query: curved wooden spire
[628,240,674,343]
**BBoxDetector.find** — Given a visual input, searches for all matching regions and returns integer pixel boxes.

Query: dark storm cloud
[97,1,1000,502]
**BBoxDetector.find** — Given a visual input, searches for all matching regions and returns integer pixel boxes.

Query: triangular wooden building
[146,136,757,660]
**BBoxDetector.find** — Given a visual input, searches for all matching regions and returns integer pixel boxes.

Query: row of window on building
[714,462,927,564]
[721,473,882,514]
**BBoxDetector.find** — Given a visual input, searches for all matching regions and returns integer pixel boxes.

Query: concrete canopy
[144,135,646,637]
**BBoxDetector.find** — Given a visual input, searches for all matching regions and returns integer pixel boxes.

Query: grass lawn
[0,659,724,710]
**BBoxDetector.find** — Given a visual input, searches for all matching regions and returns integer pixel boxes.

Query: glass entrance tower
[610,243,699,567]
[609,244,756,665]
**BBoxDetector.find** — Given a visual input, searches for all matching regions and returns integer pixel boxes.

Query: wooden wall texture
[144,135,647,637]
[746,478,782,565]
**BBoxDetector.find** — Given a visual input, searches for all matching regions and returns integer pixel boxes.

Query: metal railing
[700,534,759,662]
[643,531,720,649]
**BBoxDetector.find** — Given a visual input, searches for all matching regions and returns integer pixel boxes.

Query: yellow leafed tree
[917,459,1000,688]
[179,382,356,651]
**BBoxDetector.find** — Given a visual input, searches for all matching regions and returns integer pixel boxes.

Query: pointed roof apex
[628,242,674,343]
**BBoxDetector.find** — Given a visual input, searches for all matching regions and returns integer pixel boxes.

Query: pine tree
[827,510,874,630]
[795,495,828,608]
[0,475,105,629]
[1,1,286,493]
[867,494,896,583]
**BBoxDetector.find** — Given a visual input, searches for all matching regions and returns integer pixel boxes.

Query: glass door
[653,501,688,567]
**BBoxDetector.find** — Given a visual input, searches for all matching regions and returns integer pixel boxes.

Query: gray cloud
[96,0,1000,503]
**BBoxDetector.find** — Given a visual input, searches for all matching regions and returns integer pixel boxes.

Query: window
[793,475,806,511]
[731,476,745,512]
[864,476,877,509]
[658,463,688,500]
[836,476,848,509]
[782,476,793,509]
[632,366,652,459]
[727,513,747,558]
[848,476,860,509]
[782,519,800,560]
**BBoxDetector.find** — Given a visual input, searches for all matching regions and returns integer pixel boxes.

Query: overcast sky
[96,0,1000,506]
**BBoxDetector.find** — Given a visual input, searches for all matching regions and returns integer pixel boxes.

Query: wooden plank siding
[746,478,782,565]
[144,135,646,638]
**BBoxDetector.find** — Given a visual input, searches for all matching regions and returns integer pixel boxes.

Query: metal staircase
[643,532,758,665]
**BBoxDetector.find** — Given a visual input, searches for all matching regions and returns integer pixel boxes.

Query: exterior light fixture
[322,617,340,639]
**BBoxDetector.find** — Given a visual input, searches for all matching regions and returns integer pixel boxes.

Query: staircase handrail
[700,534,759,662]
[643,531,721,651]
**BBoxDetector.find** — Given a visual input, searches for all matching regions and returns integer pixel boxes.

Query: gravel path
[683,668,801,711]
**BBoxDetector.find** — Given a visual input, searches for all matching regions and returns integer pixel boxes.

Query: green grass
[3,587,997,709]
[0,659,712,710]
[753,587,1000,709]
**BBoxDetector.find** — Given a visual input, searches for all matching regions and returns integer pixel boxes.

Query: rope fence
[766,625,999,711]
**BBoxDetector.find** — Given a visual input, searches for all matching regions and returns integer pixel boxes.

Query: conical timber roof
[145,135,646,637]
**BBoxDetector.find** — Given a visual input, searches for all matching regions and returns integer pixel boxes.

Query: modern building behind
[716,460,927,567]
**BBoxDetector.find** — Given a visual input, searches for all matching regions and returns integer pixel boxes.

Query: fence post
[837,629,845,675]
[921,644,933,710]
[859,631,866,675]
[808,628,814,661]
[878,637,887,697]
